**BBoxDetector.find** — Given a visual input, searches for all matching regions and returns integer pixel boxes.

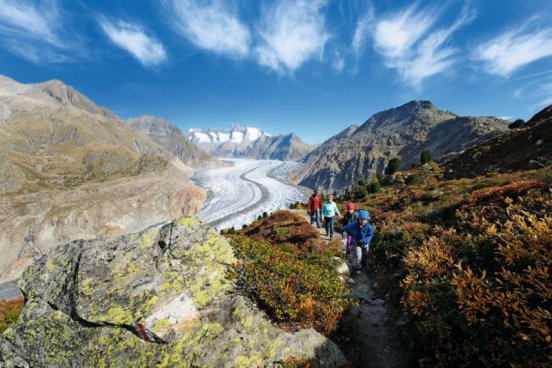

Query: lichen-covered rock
[0,218,346,367]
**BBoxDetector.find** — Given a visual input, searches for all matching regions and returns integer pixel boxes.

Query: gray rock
[0,217,346,367]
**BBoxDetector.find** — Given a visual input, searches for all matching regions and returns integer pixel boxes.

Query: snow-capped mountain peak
[187,124,315,161]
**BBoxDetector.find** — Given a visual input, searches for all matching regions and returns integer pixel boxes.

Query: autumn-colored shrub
[231,237,349,335]
[227,210,349,335]
[403,200,552,367]
[243,211,320,246]
[464,180,544,207]
[0,297,24,334]
[282,356,316,368]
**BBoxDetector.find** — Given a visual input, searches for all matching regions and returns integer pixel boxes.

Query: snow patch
[194,132,211,144]
[245,127,262,141]
[230,131,244,143]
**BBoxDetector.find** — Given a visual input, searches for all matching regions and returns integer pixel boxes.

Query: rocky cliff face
[442,104,552,178]
[189,125,316,161]
[0,217,345,367]
[127,115,224,169]
[0,76,206,282]
[291,101,510,191]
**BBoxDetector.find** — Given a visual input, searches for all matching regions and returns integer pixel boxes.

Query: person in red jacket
[307,189,323,228]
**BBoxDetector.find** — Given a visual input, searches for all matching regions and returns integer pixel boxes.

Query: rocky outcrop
[0,218,346,367]
[127,115,224,169]
[442,104,552,178]
[291,101,510,191]
[189,125,316,161]
[0,76,206,282]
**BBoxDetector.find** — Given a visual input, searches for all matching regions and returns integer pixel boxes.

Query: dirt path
[292,209,411,368]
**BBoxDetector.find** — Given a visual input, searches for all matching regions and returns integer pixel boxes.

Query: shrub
[403,200,552,367]
[231,237,349,335]
[385,158,401,175]
[367,179,382,193]
[508,119,525,129]
[0,297,24,334]
[404,174,420,185]
[420,149,432,164]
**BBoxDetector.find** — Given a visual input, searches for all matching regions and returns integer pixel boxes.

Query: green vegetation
[0,297,24,334]
[420,149,432,164]
[385,157,401,175]
[226,211,349,335]
[351,163,552,367]
[508,118,525,129]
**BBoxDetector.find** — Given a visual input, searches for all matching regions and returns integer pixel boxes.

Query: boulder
[0,218,345,367]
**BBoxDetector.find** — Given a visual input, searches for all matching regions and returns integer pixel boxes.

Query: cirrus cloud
[98,18,167,68]
[0,0,78,63]
[256,0,330,74]
[474,26,552,77]
[163,0,250,58]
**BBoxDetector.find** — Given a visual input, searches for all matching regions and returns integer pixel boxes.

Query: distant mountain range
[442,104,552,178]
[291,100,511,191]
[0,75,206,282]
[127,115,223,169]
[188,125,316,161]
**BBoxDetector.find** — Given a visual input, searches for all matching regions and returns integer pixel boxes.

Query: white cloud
[358,4,474,87]
[331,51,345,72]
[0,0,74,62]
[99,19,167,67]
[352,8,374,57]
[256,0,329,74]
[474,27,552,77]
[164,0,250,58]
[373,6,435,60]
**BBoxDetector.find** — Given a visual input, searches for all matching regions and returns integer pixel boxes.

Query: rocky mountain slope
[291,101,510,191]
[0,217,345,367]
[442,104,552,178]
[0,75,206,282]
[127,115,224,169]
[188,125,316,161]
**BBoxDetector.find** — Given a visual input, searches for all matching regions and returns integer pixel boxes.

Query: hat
[347,203,355,210]
[358,210,369,220]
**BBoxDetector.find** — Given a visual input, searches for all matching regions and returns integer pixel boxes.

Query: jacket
[307,195,323,212]
[322,201,341,218]
[341,221,374,248]
[342,211,358,227]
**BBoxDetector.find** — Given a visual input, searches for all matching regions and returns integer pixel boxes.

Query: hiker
[307,189,323,228]
[340,209,374,270]
[322,194,341,240]
[342,203,358,254]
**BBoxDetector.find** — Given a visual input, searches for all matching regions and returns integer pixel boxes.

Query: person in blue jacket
[340,209,374,270]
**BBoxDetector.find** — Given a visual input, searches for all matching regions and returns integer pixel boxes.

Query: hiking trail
[293,209,412,368]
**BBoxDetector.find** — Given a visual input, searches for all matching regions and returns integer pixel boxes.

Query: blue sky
[1,0,551,144]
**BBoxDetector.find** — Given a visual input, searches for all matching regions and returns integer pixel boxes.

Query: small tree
[508,119,525,129]
[420,149,432,164]
[368,178,382,193]
[357,179,366,187]
[385,158,401,175]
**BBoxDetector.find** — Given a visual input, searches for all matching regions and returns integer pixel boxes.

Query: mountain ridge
[189,125,316,161]
[291,100,510,191]
[0,76,206,282]
[127,115,224,169]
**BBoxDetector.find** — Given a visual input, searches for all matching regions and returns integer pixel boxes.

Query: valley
[194,159,309,229]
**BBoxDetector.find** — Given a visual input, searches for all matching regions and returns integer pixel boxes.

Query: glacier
[193,159,308,230]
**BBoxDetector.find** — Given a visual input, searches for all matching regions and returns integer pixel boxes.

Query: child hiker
[340,209,374,270]
[322,194,341,240]
[342,203,358,254]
